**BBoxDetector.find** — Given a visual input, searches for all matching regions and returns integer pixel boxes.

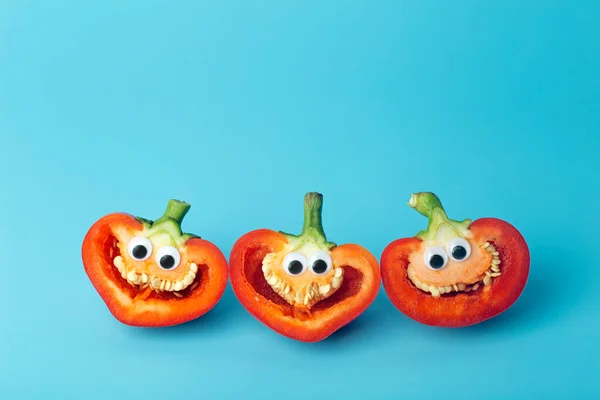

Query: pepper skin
[229,192,380,342]
[381,192,530,327]
[82,200,228,327]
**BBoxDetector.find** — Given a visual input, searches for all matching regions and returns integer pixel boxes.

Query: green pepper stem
[155,199,191,226]
[409,192,471,241]
[409,192,447,220]
[280,192,335,249]
[301,192,328,240]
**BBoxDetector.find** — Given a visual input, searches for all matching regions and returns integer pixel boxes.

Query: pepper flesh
[82,200,228,327]
[229,193,380,342]
[380,192,530,327]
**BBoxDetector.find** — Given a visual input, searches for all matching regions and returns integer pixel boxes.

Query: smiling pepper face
[404,194,501,297]
[82,199,229,327]
[380,192,529,327]
[262,237,344,309]
[229,192,381,342]
[112,223,200,296]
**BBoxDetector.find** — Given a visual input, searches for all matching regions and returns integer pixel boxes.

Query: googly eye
[447,238,471,262]
[309,250,332,275]
[127,236,152,261]
[156,246,181,270]
[282,252,308,276]
[423,246,448,270]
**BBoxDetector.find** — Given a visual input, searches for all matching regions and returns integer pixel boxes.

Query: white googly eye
[446,238,471,262]
[282,252,308,276]
[309,250,332,275]
[128,236,152,261]
[423,246,448,270]
[155,246,181,270]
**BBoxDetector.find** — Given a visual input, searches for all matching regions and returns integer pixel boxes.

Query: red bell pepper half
[381,192,530,327]
[229,192,380,342]
[82,200,228,327]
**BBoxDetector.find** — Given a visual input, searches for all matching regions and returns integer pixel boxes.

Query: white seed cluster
[408,241,502,297]
[261,253,343,308]
[113,255,198,297]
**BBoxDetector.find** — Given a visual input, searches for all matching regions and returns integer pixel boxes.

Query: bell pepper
[229,192,380,342]
[82,199,228,327]
[381,192,530,327]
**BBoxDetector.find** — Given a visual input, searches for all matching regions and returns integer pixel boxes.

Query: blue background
[1,1,599,398]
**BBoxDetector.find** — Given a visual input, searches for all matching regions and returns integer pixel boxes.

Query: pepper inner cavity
[408,242,502,297]
[261,252,344,309]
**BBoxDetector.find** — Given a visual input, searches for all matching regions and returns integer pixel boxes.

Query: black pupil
[429,254,445,269]
[312,259,328,274]
[160,255,176,269]
[132,245,148,259]
[452,246,467,260]
[287,260,303,275]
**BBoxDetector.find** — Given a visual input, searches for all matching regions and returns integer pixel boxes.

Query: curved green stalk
[154,199,191,226]
[136,199,200,245]
[409,192,471,241]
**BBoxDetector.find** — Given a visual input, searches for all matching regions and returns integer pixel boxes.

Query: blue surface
[1,1,599,398]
